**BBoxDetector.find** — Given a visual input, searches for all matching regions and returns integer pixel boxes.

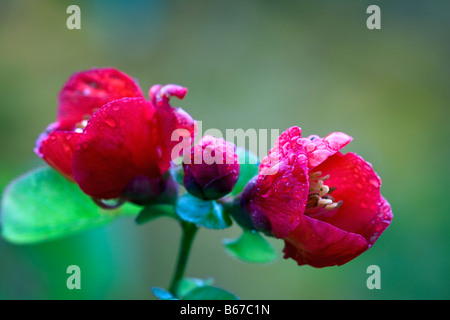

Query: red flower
[35,68,144,182]
[35,68,196,203]
[242,126,393,267]
[183,135,240,200]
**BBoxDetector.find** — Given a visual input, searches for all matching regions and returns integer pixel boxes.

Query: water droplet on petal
[316,142,327,149]
[76,141,89,151]
[92,197,125,210]
[306,143,316,152]
[368,177,380,188]
[156,146,163,158]
[104,117,117,128]
[288,153,296,165]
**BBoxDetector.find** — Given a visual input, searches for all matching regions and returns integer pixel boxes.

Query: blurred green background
[0,0,449,300]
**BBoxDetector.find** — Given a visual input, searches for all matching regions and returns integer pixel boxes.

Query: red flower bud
[183,136,240,200]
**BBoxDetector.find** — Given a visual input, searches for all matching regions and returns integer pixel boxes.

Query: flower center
[305,171,342,219]
[74,119,88,133]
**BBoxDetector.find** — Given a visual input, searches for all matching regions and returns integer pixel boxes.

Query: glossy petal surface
[298,132,353,168]
[311,152,388,238]
[57,68,144,130]
[72,98,164,199]
[251,127,309,238]
[283,215,369,267]
[36,131,81,181]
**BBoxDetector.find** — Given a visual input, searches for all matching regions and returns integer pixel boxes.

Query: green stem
[168,221,198,295]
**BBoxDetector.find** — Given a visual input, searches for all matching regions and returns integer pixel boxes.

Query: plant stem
[168,221,198,295]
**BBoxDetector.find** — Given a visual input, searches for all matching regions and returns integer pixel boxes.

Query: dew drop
[76,142,89,151]
[62,144,71,153]
[92,197,124,210]
[104,117,117,128]
[288,153,296,165]
[316,142,327,149]
[368,177,380,188]
[156,146,163,158]
[297,154,307,166]
[306,143,316,152]
[260,187,272,198]
[282,142,290,155]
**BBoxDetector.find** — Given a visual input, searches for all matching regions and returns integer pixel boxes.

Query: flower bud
[182,135,240,200]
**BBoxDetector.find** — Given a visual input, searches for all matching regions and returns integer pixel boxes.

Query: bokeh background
[0,0,449,300]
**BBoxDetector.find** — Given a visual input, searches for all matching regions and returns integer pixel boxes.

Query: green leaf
[176,277,214,299]
[0,167,140,244]
[231,148,259,195]
[135,204,176,225]
[151,287,178,300]
[223,229,278,264]
[175,193,232,229]
[182,286,239,300]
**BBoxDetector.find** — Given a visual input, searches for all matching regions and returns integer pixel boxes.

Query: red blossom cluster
[36,68,392,268]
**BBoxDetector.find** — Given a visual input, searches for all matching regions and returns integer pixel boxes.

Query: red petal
[157,106,197,169]
[151,85,197,167]
[149,84,188,107]
[361,196,393,245]
[173,107,197,145]
[312,152,391,241]
[299,132,353,169]
[57,68,144,130]
[283,215,369,267]
[35,131,81,182]
[253,127,309,238]
[72,98,165,199]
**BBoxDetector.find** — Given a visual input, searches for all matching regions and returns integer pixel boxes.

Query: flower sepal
[122,171,179,206]
[175,193,232,230]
